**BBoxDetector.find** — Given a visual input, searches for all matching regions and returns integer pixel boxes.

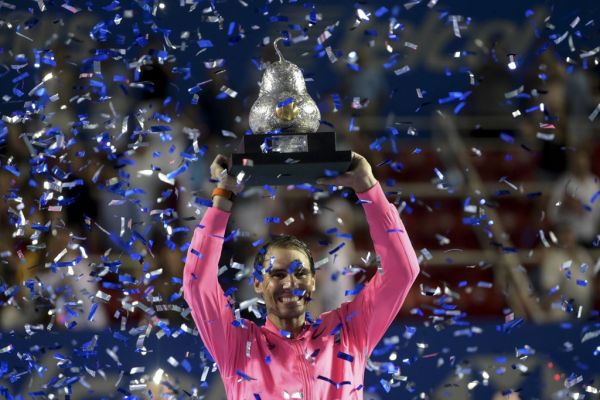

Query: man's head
[253,235,316,321]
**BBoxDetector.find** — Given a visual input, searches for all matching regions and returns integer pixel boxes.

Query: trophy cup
[231,38,351,186]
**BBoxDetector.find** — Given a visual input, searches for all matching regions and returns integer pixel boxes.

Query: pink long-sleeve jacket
[183,182,420,400]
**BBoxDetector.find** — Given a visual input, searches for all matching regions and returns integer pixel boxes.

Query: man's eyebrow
[287,259,304,273]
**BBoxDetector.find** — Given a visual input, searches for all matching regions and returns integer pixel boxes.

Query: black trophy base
[230,131,351,186]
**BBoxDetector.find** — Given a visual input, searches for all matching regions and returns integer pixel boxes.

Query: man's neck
[268,314,306,338]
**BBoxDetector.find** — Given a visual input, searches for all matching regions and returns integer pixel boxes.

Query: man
[183,152,419,399]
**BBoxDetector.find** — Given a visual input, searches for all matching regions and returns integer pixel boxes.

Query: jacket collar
[264,315,311,339]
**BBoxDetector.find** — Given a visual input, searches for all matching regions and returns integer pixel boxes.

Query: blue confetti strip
[345,283,365,296]
[380,379,391,393]
[277,97,294,108]
[190,249,203,259]
[328,242,346,255]
[337,351,354,362]
[385,228,404,233]
[280,329,292,338]
[499,132,515,143]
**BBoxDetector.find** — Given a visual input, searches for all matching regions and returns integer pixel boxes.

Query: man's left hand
[316,151,377,193]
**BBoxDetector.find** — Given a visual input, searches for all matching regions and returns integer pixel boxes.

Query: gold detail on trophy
[275,100,299,121]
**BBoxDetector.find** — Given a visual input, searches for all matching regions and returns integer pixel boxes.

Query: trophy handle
[273,37,286,63]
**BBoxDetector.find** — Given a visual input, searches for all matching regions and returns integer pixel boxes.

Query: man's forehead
[265,249,307,261]
[265,246,306,258]
[269,262,308,271]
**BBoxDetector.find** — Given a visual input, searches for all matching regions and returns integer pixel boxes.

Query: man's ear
[309,274,316,293]
[253,275,264,295]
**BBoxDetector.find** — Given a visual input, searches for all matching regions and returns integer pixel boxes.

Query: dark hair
[254,235,315,275]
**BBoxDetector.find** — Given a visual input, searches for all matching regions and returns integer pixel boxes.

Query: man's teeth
[280,296,300,303]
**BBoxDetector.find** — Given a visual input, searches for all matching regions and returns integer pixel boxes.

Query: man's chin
[274,307,305,319]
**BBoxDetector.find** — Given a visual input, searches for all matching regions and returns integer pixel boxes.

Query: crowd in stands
[1,39,599,338]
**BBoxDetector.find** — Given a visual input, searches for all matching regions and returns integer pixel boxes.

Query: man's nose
[281,274,298,288]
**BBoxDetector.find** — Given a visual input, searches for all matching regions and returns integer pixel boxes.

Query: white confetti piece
[167,356,179,367]
[554,30,569,45]
[325,46,338,63]
[158,172,175,185]
[580,46,600,58]
[220,85,238,98]
[504,85,524,99]
[95,290,112,302]
[61,3,80,13]
[0,344,13,354]
[317,29,332,45]
[152,369,164,384]
[394,65,410,76]
[451,15,461,37]
[284,217,295,226]
[130,366,145,374]
[222,129,237,138]
[200,366,210,383]
[570,16,580,28]
[581,329,600,343]
[588,104,600,122]
[536,132,555,141]
[356,8,370,21]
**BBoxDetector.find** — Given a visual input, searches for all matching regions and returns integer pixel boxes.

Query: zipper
[294,340,311,400]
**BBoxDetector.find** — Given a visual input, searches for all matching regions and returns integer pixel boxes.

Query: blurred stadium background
[0,0,599,398]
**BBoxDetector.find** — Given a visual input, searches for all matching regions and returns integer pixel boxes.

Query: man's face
[254,246,316,320]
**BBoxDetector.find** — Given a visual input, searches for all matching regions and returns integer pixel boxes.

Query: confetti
[0,2,597,399]
[220,85,238,98]
[589,104,600,122]
[337,351,354,362]
[394,65,411,76]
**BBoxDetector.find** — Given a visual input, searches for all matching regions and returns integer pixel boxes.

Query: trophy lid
[259,38,307,94]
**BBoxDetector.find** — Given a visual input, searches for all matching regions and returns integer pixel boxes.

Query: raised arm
[182,154,244,375]
[317,152,420,355]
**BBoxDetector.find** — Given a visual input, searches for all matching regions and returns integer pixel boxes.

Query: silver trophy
[248,38,321,135]
[232,38,351,186]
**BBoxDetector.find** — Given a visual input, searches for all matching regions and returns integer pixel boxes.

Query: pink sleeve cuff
[356,181,387,205]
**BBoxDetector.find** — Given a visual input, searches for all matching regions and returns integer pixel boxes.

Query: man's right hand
[210,154,244,195]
